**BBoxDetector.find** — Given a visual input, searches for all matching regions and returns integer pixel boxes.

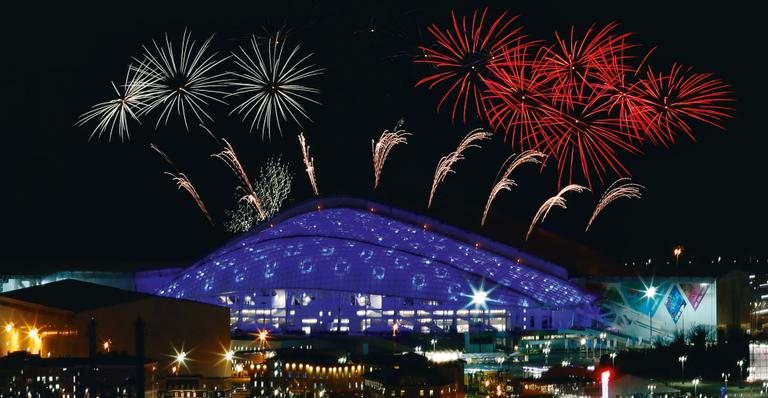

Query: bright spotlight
[224,350,234,362]
[471,290,488,306]
[175,351,187,364]
[644,286,657,298]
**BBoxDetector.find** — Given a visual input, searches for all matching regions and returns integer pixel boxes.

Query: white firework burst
[228,34,324,139]
[526,184,589,241]
[136,29,230,130]
[76,64,157,141]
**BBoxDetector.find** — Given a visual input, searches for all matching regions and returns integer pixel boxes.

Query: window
[420,390,424,396]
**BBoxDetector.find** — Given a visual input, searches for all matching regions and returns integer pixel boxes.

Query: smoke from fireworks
[298,133,319,195]
[526,184,588,240]
[150,144,214,226]
[136,29,230,130]
[211,139,266,218]
[76,64,157,141]
[585,178,643,231]
[229,34,324,139]
[226,157,293,233]
[481,150,546,226]
[372,127,411,189]
[428,128,491,208]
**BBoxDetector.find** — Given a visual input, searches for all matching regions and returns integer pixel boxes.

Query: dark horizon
[0,1,762,274]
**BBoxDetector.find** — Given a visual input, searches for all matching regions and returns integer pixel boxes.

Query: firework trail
[76,64,157,141]
[211,139,266,218]
[372,128,410,189]
[229,34,324,139]
[585,178,643,231]
[165,172,214,226]
[150,144,213,226]
[480,150,546,226]
[135,29,230,130]
[298,133,319,195]
[526,184,588,240]
[428,129,491,208]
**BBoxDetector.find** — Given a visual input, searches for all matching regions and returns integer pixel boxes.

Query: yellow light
[28,328,39,339]
[224,350,234,362]
[4,323,12,333]
[103,339,111,352]
[175,351,187,364]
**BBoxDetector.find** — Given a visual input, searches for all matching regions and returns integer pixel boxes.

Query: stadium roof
[157,197,594,309]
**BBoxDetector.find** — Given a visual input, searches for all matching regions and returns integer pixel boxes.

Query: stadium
[155,197,598,334]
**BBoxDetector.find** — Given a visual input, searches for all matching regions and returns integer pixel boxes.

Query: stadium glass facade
[156,198,597,334]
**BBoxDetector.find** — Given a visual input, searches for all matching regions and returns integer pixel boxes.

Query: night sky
[0,1,762,274]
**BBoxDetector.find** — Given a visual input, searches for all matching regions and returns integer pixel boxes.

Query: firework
[416,8,532,123]
[298,133,319,195]
[526,184,588,240]
[211,139,265,218]
[480,150,546,226]
[135,29,230,130]
[150,144,213,226]
[428,128,491,208]
[585,178,643,231]
[634,64,734,146]
[372,127,410,189]
[229,34,324,139]
[76,64,157,141]
[225,157,293,233]
[165,172,214,226]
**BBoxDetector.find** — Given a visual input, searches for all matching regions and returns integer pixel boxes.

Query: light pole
[599,332,607,358]
[644,286,657,345]
[543,347,551,365]
[678,355,688,381]
[738,359,745,382]
[431,338,437,351]
[692,378,700,396]
[610,352,617,368]
[674,246,684,266]
[722,372,730,390]
[648,381,656,398]
[580,337,587,359]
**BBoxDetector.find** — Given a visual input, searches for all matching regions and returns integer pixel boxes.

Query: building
[154,198,596,335]
[0,351,158,398]
[0,279,231,379]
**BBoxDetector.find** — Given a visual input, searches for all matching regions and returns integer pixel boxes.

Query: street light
[543,347,551,365]
[648,381,656,398]
[692,377,701,396]
[674,246,684,266]
[599,332,607,358]
[722,372,730,390]
[737,359,745,381]
[580,337,587,359]
[678,355,688,380]
[644,286,657,344]
[610,352,617,367]
[430,338,437,351]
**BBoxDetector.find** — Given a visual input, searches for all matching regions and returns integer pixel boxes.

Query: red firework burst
[634,64,734,146]
[419,11,734,188]
[416,8,533,123]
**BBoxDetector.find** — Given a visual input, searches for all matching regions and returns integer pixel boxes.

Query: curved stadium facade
[157,198,597,334]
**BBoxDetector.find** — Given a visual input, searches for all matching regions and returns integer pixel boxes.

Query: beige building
[0,279,231,378]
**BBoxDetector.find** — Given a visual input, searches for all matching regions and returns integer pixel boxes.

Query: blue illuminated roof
[157,198,593,308]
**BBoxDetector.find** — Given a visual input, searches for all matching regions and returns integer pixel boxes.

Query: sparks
[225,157,293,233]
[165,172,214,227]
[428,128,491,207]
[228,34,324,139]
[481,150,546,226]
[585,178,643,231]
[76,63,157,141]
[212,139,265,219]
[526,184,589,240]
[135,29,230,130]
[298,133,319,195]
[372,125,410,189]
